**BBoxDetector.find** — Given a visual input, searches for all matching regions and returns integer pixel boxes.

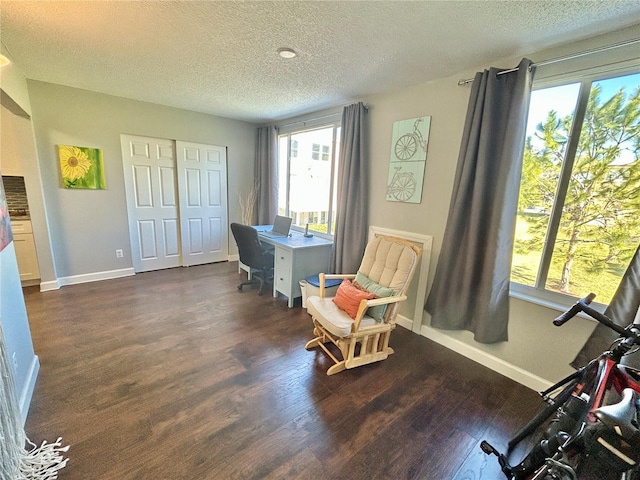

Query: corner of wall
[0,52,33,116]
[19,355,39,425]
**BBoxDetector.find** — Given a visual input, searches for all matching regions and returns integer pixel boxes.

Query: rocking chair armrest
[317,273,356,298]
[353,295,407,330]
[320,273,356,281]
[366,295,407,307]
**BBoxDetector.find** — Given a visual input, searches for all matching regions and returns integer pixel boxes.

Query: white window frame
[277,119,341,237]
[510,60,640,313]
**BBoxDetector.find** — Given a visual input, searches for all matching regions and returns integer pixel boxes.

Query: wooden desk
[255,226,333,308]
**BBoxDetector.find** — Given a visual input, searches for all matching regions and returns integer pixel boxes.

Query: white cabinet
[272,242,332,308]
[11,220,40,283]
[253,227,334,308]
[274,246,294,296]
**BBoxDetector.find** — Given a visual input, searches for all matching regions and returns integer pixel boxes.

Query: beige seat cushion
[307,295,377,337]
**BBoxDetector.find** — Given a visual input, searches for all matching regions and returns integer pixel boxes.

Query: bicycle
[394,118,428,161]
[482,293,640,480]
[386,166,417,202]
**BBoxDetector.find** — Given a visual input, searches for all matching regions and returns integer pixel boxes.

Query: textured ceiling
[1,1,640,123]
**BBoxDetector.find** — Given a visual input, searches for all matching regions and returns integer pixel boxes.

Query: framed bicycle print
[386,116,431,204]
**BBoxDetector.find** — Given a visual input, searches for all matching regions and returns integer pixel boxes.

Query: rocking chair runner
[305,235,422,375]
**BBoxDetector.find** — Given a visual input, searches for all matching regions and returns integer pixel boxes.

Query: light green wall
[27,81,257,279]
[0,57,40,421]
[361,26,639,385]
[0,242,39,422]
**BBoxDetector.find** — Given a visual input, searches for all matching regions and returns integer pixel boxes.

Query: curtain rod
[278,103,369,129]
[457,37,640,86]
[279,111,342,129]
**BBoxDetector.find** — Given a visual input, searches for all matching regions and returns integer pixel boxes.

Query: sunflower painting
[58,145,106,189]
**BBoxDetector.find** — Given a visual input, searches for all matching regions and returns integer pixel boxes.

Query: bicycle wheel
[390,174,416,202]
[394,134,417,160]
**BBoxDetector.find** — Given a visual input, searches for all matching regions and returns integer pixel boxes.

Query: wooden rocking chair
[305,235,421,375]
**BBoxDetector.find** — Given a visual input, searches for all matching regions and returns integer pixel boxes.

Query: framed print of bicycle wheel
[386,116,431,203]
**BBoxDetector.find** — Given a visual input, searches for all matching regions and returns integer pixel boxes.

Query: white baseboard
[229,254,239,262]
[19,355,40,425]
[40,279,61,291]
[58,268,135,287]
[396,314,552,392]
[396,314,413,331]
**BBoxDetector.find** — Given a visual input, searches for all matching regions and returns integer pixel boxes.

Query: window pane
[511,83,581,286]
[288,128,335,233]
[544,73,640,303]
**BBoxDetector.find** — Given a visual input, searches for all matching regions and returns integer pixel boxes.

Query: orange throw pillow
[332,279,376,319]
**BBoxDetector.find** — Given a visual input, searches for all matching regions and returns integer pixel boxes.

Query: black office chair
[230,223,274,296]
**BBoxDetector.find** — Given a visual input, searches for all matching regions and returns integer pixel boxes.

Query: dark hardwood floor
[23,261,542,479]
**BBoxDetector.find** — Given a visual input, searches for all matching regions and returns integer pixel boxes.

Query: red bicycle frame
[482,293,640,479]
[577,356,640,424]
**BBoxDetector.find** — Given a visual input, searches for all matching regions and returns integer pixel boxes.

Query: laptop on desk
[260,215,293,238]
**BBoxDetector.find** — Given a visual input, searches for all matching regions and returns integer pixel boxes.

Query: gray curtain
[571,243,640,369]
[330,102,368,274]
[255,125,278,225]
[424,58,535,344]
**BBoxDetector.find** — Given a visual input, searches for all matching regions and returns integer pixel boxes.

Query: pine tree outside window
[511,71,640,306]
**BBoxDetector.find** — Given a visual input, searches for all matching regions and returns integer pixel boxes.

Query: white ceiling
[2,1,640,124]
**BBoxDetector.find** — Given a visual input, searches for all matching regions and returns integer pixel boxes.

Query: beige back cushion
[359,236,419,295]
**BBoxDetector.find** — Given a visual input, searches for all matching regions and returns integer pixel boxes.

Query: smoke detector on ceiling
[277,48,297,59]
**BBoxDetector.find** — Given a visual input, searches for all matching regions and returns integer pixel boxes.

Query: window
[278,125,341,235]
[322,145,330,161]
[311,143,330,161]
[511,71,640,306]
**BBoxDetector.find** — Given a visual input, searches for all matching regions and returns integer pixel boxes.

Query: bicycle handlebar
[553,293,596,326]
[553,293,634,338]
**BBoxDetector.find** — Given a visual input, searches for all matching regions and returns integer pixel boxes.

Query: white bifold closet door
[121,135,228,273]
[175,140,228,267]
